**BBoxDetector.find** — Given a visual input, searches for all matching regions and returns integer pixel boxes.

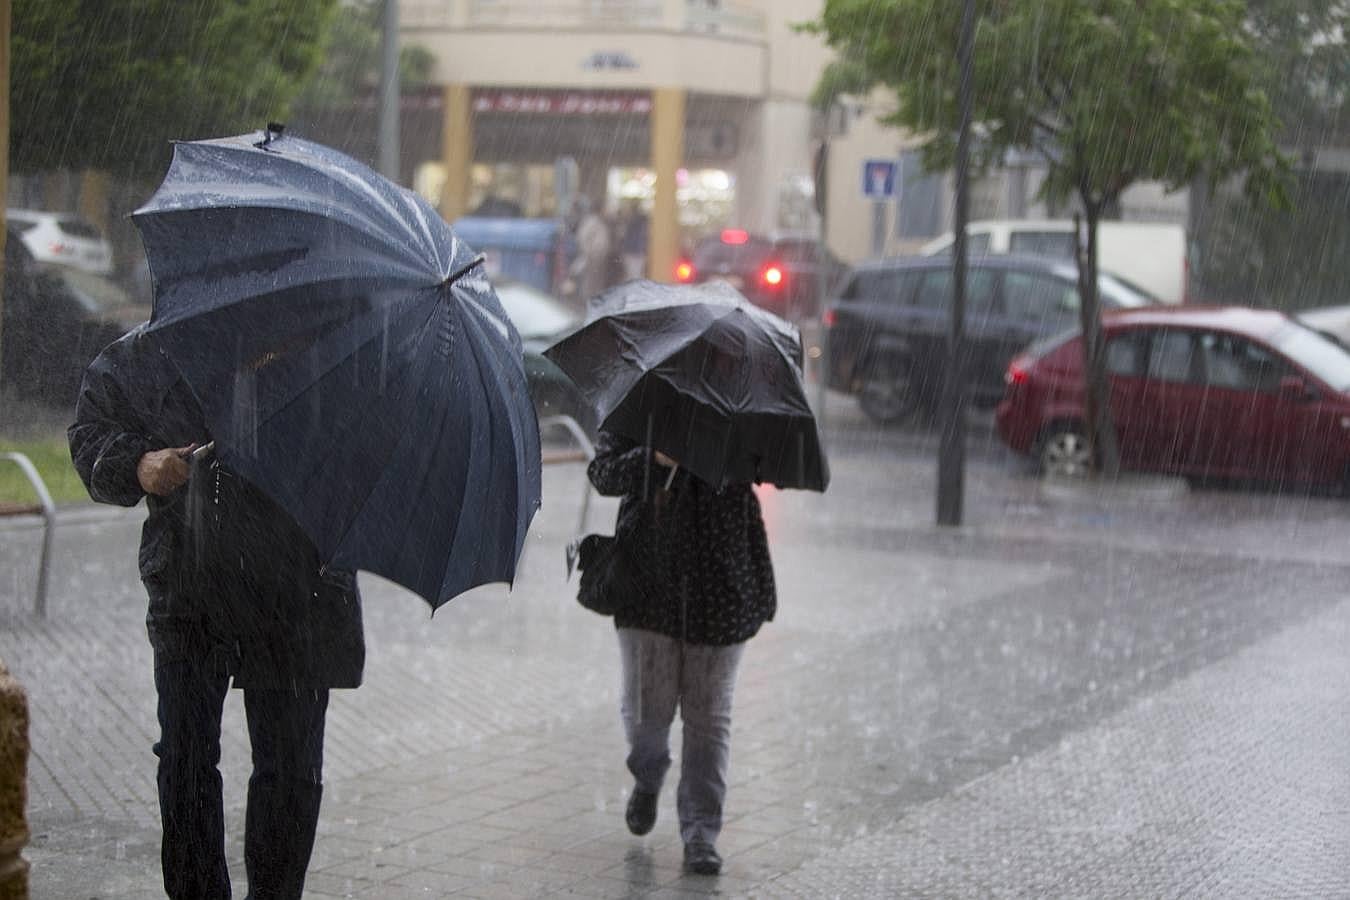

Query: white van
[919,219,1187,304]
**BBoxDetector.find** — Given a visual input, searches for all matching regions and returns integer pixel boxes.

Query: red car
[674,229,844,321]
[996,306,1350,491]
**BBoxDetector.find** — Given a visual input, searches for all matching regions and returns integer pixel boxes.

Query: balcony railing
[402,1,765,40]
[683,1,764,38]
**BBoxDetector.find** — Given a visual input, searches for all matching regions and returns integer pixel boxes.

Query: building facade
[397,0,833,281]
[396,0,1196,282]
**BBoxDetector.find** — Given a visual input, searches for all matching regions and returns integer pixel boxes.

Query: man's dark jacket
[68,327,364,689]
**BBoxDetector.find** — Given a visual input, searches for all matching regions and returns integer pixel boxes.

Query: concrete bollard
[0,660,29,900]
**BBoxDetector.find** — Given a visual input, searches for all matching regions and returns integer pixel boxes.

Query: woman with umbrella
[586,435,776,876]
[552,280,828,876]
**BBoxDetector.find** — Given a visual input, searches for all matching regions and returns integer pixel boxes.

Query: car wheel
[1038,422,1093,478]
[858,354,923,425]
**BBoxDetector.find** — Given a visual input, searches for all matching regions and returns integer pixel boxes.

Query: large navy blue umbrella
[132,127,541,611]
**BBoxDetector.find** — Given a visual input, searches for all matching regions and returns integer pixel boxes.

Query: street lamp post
[936,0,976,527]
[378,0,401,183]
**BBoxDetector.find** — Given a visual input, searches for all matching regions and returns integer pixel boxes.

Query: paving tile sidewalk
[762,595,1350,898]
[4,443,1349,898]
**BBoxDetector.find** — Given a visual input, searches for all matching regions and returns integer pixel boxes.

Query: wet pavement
[2,391,1348,898]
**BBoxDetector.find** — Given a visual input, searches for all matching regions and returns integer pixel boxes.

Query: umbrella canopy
[132,127,541,611]
[545,280,829,491]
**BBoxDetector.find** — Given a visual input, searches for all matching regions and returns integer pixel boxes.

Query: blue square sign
[862,159,898,198]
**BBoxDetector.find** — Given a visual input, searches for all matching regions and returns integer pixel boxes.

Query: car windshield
[493,279,578,340]
[1048,263,1156,308]
[56,218,105,240]
[1023,326,1079,361]
[1273,323,1350,393]
[1007,231,1075,258]
[772,239,822,265]
[692,236,774,270]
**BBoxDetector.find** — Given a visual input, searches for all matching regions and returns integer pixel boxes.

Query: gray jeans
[617,627,746,846]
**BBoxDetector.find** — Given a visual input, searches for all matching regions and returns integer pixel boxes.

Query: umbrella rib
[444,254,486,286]
[454,306,537,576]
[434,331,499,597]
[220,298,423,453]
[323,299,447,573]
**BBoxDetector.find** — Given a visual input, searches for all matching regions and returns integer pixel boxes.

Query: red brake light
[759,264,784,288]
[674,260,695,283]
[720,229,749,245]
[823,307,837,328]
[1006,361,1030,386]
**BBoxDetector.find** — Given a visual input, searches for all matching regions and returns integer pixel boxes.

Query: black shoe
[625,789,657,836]
[683,840,722,876]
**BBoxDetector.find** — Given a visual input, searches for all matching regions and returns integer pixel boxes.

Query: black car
[1,226,150,405]
[824,254,1156,424]
[675,229,846,322]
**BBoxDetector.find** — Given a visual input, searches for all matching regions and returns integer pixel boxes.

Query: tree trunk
[1073,207,1121,477]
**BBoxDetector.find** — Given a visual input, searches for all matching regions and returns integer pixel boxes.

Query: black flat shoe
[625,789,657,836]
[683,840,722,875]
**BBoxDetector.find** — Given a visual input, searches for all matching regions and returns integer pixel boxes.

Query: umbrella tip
[257,122,286,149]
[443,254,486,286]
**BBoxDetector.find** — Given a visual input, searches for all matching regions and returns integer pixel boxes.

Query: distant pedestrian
[618,202,649,281]
[568,195,612,303]
[68,326,365,900]
[586,431,776,876]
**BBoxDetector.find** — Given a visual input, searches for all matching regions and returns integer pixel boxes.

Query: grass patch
[0,437,90,506]
[1,394,91,506]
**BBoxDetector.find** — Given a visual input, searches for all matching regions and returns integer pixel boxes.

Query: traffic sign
[862,159,897,198]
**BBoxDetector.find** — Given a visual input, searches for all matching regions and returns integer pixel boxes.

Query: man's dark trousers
[154,647,329,900]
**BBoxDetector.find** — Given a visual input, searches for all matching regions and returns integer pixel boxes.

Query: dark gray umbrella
[132,127,542,611]
[545,280,829,491]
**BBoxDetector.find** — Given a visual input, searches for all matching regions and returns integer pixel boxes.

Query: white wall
[824,99,1193,263]
[734,99,815,232]
[419,30,766,98]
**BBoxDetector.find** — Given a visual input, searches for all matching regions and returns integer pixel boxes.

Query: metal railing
[684,1,765,39]
[402,0,765,38]
[473,0,664,28]
[538,415,597,535]
[1,452,55,617]
[404,0,663,29]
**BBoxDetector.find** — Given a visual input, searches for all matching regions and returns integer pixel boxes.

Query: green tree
[1196,0,1348,311]
[12,0,338,181]
[1246,0,1348,147]
[290,0,434,118]
[807,0,1289,475]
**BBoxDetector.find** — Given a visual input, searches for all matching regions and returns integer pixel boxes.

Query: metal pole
[0,0,11,382]
[870,200,886,257]
[378,0,401,182]
[937,0,975,527]
[814,137,830,437]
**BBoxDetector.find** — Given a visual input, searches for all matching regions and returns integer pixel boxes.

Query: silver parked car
[7,208,114,276]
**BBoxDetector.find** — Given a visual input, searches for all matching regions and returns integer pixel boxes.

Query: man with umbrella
[72,126,541,899]
[69,325,365,900]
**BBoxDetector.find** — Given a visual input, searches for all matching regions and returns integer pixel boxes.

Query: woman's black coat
[586,432,775,646]
[68,327,364,689]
